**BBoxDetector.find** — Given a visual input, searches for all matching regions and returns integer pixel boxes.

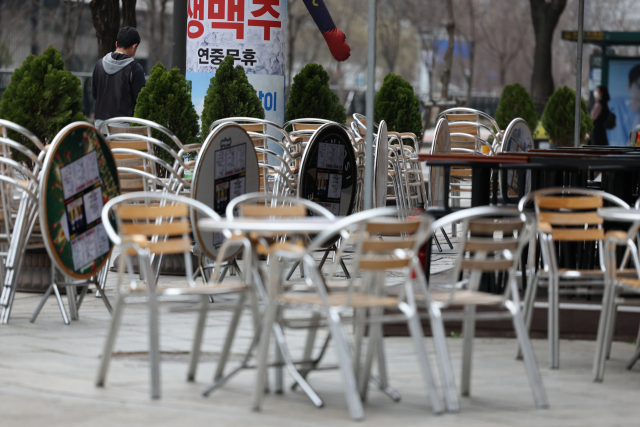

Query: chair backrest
[226,192,335,220]
[438,107,500,154]
[520,187,630,243]
[427,206,534,306]
[102,192,223,287]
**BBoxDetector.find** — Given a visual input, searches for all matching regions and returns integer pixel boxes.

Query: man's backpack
[604,111,617,130]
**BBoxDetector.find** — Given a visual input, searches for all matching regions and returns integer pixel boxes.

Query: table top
[597,208,640,222]
[198,217,339,234]
[417,153,529,164]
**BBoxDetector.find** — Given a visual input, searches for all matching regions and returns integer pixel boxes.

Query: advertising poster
[185,0,286,128]
[607,58,640,146]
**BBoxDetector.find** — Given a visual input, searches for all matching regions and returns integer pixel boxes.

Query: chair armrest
[537,221,553,235]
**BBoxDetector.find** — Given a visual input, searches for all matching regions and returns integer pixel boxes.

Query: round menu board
[374,121,389,208]
[501,118,533,197]
[429,118,451,207]
[191,123,260,258]
[298,124,357,216]
[39,122,120,279]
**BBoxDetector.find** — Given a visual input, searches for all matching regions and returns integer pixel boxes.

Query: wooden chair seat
[278,292,398,309]
[616,277,640,289]
[429,290,504,306]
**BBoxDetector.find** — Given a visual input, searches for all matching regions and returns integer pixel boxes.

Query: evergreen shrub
[495,82,538,131]
[374,73,423,140]
[134,63,200,163]
[201,56,264,137]
[285,63,346,125]
[0,46,86,157]
[541,85,593,147]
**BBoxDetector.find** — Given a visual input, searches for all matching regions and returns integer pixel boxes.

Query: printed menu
[317,142,344,170]
[213,143,248,248]
[59,151,109,271]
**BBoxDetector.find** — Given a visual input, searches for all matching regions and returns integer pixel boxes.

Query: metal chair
[421,206,548,410]
[0,119,47,323]
[518,187,629,369]
[592,207,640,381]
[95,192,256,399]
[252,207,445,420]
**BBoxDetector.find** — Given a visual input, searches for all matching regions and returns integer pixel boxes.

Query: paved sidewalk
[2,260,640,426]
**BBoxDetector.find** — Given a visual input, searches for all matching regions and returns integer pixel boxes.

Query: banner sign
[185,0,287,127]
[40,123,120,279]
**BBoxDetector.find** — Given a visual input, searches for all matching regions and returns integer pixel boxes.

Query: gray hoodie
[101,53,135,75]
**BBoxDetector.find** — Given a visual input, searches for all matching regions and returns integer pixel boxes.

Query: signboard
[606,57,640,146]
[39,123,120,279]
[374,120,388,208]
[501,118,532,196]
[191,123,260,258]
[428,118,451,207]
[298,124,357,216]
[185,0,286,127]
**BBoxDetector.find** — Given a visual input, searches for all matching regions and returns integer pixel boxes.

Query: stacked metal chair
[0,120,47,323]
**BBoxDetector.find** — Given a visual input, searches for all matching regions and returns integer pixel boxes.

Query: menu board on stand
[191,123,260,258]
[298,124,357,216]
[39,122,120,279]
[429,118,451,208]
[501,118,533,197]
[374,121,389,208]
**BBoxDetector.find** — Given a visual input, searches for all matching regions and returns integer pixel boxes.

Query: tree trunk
[440,0,455,100]
[122,0,137,28]
[529,0,567,101]
[90,0,120,58]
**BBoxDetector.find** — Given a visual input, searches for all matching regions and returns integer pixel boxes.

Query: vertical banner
[185,0,287,127]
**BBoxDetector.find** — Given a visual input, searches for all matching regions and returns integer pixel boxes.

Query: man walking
[92,27,146,129]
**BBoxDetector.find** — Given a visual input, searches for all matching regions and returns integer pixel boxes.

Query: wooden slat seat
[429,290,504,306]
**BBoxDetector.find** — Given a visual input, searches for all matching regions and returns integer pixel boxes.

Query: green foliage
[374,73,423,139]
[541,85,593,147]
[495,82,538,132]
[134,62,200,162]
[201,56,264,137]
[0,46,87,156]
[285,63,346,125]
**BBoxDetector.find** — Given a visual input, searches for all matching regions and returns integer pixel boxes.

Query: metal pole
[172,0,188,75]
[574,0,585,147]
[364,0,377,210]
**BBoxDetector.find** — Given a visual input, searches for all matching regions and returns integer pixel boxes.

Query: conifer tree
[541,85,592,147]
[374,73,423,139]
[200,56,264,138]
[0,46,86,155]
[134,63,200,161]
[495,82,538,132]
[285,63,346,125]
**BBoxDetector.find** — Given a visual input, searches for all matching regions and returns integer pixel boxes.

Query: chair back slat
[361,238,415,252]
[535,195,602,210]
[239,204,307,218]
[109,140,149,151]
[461,259,514,272]
[468,217,523,234]
[550,228,604,242]
[366,218,421,235]
[125,237,192,255]
[241,123,265,133]
[116,203,189,220]
[446,113,477,122]
[449,124,479,136]
[359,257,411,271]
[465,238,519,252]
[120,220,190,237]
[293,123,322,131]
[538,211,603,226]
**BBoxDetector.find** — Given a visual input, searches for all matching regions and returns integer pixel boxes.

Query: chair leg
[96,292,125,387]
[399,302,444,415]
[359,311,382,401]
[187,295,209,382]
[327,309,364,421]
[605,302,618,360]
[548,271,560,369]
[460,305,476,397]
[428,305,459,412]
[505,300,549,408]
[214,291,247,381]
[517,273,539,360]
[593,277,616,382]
[626,326,640,370]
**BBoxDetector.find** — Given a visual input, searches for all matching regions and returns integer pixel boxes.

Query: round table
[198,216,340,409]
